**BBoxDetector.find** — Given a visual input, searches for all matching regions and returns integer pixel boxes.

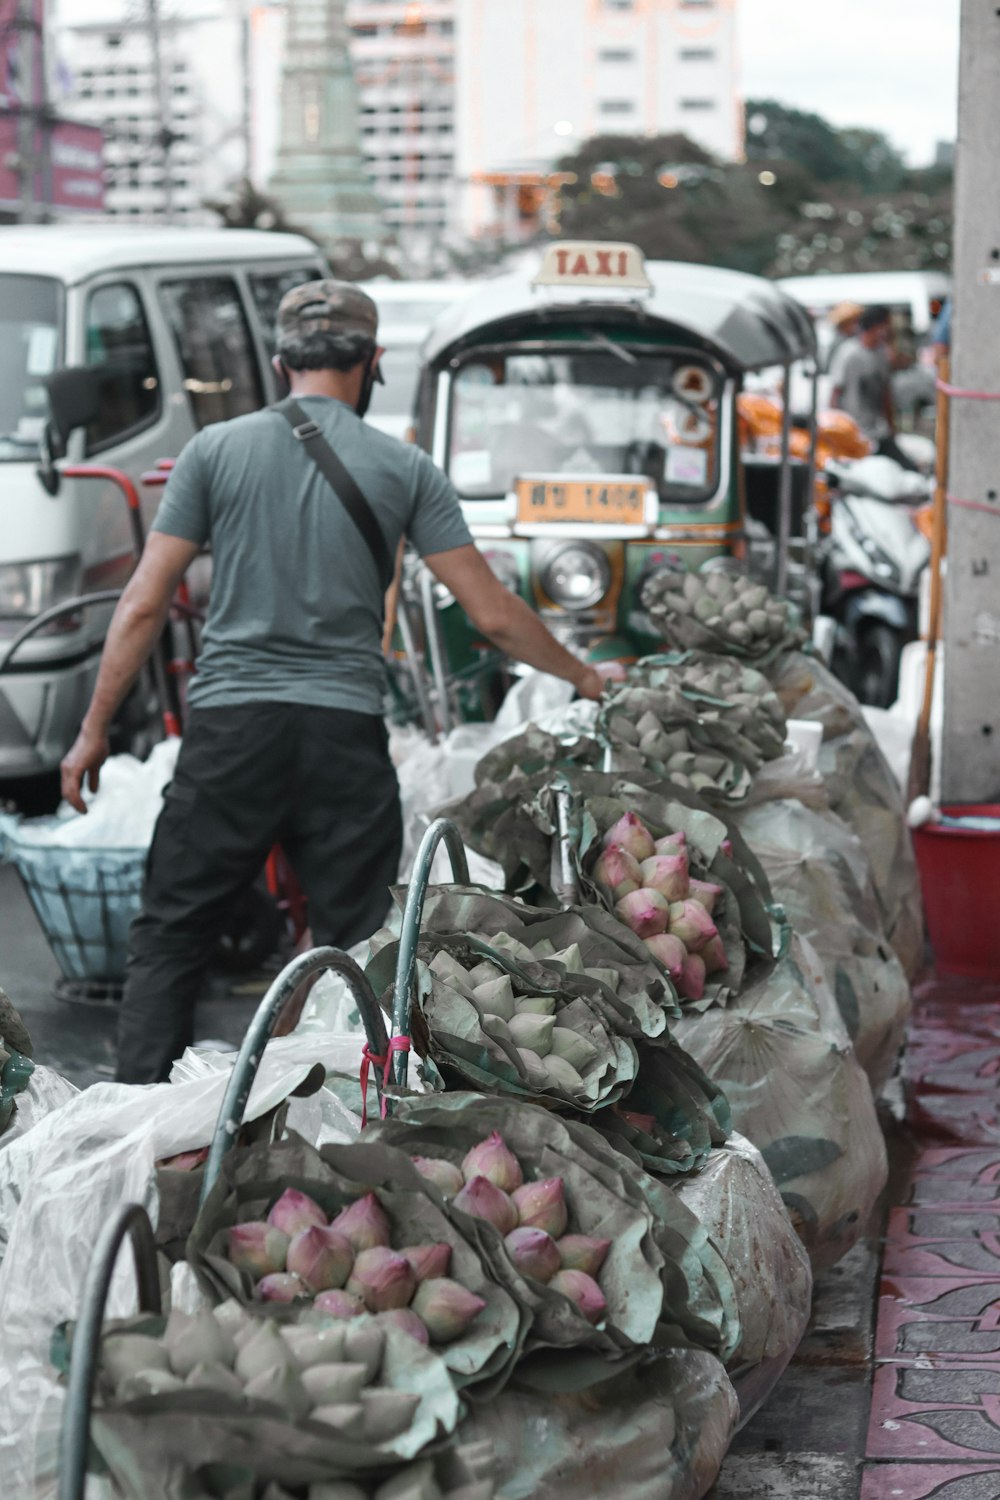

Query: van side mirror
[37,367,103,497]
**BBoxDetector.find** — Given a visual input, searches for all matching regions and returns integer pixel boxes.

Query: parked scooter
[822,455,932,708]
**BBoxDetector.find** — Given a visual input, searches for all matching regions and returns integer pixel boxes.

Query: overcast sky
[737,0,961,165]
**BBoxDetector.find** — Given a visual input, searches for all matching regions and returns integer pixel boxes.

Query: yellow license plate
[515,478,646,526]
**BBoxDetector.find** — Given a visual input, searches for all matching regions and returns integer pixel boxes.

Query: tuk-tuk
[397,241,818,728]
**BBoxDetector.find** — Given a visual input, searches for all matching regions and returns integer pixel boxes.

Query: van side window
[159,277,263,427]
[84,282,160,452]
[247,266,326,357]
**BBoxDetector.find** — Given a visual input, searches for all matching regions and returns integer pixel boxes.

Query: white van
[363,280,473,441]
[0,226,327,787]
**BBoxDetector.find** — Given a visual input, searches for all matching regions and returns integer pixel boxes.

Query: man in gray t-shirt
[61,279,607,1083]
[831,303,918,470]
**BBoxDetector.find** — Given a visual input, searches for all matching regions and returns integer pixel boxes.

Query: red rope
[360,1035,411,1129]
[936,378,1000,402]
[948,493,1000,519]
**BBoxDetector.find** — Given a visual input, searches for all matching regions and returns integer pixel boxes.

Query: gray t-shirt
[152,396,472,715]
[835,341,891,440]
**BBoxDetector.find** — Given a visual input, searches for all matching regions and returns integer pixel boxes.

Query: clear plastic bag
[0,1065,78,1150]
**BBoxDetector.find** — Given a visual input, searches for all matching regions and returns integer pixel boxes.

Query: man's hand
[575,661,626,700]
[61,723,111,813]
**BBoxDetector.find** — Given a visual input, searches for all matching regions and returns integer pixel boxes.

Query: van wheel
[856,623,903,709]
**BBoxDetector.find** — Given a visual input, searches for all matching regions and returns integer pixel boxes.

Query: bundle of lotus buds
[592,813,729,1003]
[300,1455,498,1500]
[226,1186,486,1348]
[642,568,805,660]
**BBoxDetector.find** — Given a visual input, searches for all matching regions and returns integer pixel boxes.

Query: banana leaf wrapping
[731,797,911,1090]
[57,1311,461,1496]
[766,648,924,979]
[368,1093,742,1372]
[187,1135,529,1397]
[671,931,889,1271]
[640,567,807,665]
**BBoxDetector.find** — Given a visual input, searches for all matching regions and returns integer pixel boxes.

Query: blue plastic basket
[11,844,145,982]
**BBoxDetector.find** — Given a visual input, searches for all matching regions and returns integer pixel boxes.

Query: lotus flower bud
[471,975,516,1022]
[557,1235,612,1277]
[453,1175,518,1234]
[314,1289,365,1320]
[701,934,729,976]
[164,1308,236,1378]
[257,1272,308,1303]
[602,812,656,862]
[619,1109,658,1133]
[461,1130,524,1192]
[688,879,724,915]
[300,1361,368,1406]
[668,899,718,952]
[512,1177,568,1238]
[102,1334,170,1387]
[643,932,687,980]
[373,1461,441,1500]
[614,888,669,939]
[516,1047,549,1088]
[284,1323,347,1368]
[310,1484,374,1500]
[654,832,686,855]
[243,1361,311,1420]
[342,1320,385,1381]
[549,1027,600,1072]
[118,1368,185,1398]
[508,1012,555,1056]
[678,952,707,1002]
[286,1226,354,1293]
[542,1054,585,1094]
[411,1277,487,1343]
[401,1242,452,1282]
[361,1387,422,1442]
[721,839,734,857]
[235,1322,296,1384]
[185,1361,244,1399]
[638,853,690,903]
[266,1188,328,1238]
[346,1247,417,1312]
[211,1299,249,1339]
[309,1404,366,1439]
[549,1269,607,1325]
[504,1226,561,1282]
[228,1221,290,1278]
[375,1308,430,1346]
[514,994,556,1016]
[330,1192,392,1252]
[411,1156,465,1196]
[592,844,642,899]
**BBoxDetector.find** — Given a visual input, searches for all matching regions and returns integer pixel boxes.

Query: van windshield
[0,275,60,462]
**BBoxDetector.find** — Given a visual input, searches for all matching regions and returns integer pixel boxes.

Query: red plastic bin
[912,803,1000,979]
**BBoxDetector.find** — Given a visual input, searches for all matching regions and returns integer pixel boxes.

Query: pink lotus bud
[619,1109,657,1134]
[400,1243,452,1283]
[592,844,642,900]
[614,888,669,939]
[557,1235,612,1277]
[346,1246,417,1312]
[266,1189,328,1238]
[375,1308,430,1346]
[256,1272,307,1303]
[654,832,686,855]
[643,932,687,980]
[411,1277,487,1344]
[602,812,655,862]
[721,839,733,857]
[313,1289,365,1320]
[461,1130,524,1192]
[157,1146,209,1172]
[228,1221,290,1277]
[412,1156,465,1196]
[678,952,707,1002]
[550,1269,607,1325]
[453,1176,518,1235]
[504,1226,561,1283]
[688,879,724,915]
[511,1177,568,1239]
[668,900,718,952]
[330,1192,392,1252]
[639,853,690,903]
[701,934,729,976]
[286,1226,354,1293]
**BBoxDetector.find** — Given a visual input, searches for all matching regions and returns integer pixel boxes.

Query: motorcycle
[822,455,932,708]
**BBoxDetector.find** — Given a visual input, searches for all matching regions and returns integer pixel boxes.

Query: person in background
[830,304,919,470]
[825,300,863,387]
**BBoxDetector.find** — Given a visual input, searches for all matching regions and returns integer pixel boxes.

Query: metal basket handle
[390,819,469,1093]
[58,1202,161,1500]
[200,947,388,1205]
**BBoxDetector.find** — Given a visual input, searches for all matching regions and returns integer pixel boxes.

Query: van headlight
[540,543,611,612]
[0,556,81,619]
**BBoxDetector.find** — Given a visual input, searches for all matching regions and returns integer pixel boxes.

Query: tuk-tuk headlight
[541,543,611,612]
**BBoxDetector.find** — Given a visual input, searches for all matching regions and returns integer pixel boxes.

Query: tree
[204,178,401,280]
[744,100,906,194]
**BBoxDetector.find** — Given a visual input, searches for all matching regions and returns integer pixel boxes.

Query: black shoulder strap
[274,397,394,592]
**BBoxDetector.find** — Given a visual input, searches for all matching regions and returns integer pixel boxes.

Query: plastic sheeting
[0,1064,78,1149]
[0,738,180,853]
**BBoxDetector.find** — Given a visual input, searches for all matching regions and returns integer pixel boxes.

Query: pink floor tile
[868,1362,1000,1461]
[876,1278,1000,1362]
[883,1207,1000,1278]
[862,1460,1000,1498]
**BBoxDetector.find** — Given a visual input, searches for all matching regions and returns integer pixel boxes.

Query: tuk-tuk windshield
[448,347,721,503]
[0,274,60,462]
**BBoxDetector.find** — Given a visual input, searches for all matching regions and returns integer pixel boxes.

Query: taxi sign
[533,241,651,291]
[515,477,648,528]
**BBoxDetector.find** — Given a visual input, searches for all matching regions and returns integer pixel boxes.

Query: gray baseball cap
[276,279,379,341]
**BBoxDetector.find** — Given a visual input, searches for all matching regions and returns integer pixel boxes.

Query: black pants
[116,703,402,1084]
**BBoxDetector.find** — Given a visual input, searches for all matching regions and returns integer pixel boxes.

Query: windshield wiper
[581,329,638,367]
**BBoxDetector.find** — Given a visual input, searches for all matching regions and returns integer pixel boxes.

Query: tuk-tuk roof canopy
[421,257,817,372]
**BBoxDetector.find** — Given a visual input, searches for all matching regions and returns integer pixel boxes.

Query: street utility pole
[146,0,175,222]
[940,1,1000,801]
